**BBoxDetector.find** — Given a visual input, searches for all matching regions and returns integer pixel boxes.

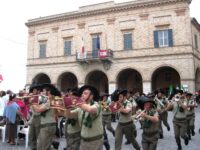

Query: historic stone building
[26,0,200,94]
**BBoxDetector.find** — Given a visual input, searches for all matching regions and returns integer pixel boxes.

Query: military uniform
[172,99,189,150]
[37,97,56,150]
[28,105,41,150]
[73,102,103,150]
[156,97,170,138]
[141,110,159,150]
[115,100,140,150]
[100,100,114,150]
[65,108,81,150]
[100,101,115,135]
[186,98,197,139]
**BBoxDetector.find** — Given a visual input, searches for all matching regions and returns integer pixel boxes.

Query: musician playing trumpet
[32,84,59,150]
[64,88,81,150]
[99,92,114,150]
[155,90,170,139]
[165,90,189,150]
[185,93,198,140]
[114,89,140,150]
[28,85,41,150]
[139,98,159,150]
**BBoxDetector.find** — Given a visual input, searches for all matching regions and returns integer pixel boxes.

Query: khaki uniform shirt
[74,102,103,138]
[186,99,196,115]
[143,110,159,133]
[172,100,187,119]
[67,108,81,134]
[119,100,132,123]
[40,99,56,125]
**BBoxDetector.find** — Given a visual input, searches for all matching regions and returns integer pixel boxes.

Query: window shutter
[124,34,127,50]
[124,34,132,50]
[67,41,71,55]
[168,29,173,47]
[40,44,46,58]
[195,34,198,49]
[92,38,97,51]
[128,34,132,49]
[154,31,159,48]
[64,41,72,55]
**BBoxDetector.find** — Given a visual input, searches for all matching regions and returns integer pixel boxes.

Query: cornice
[191,18,200,32]
[25,0,191,27]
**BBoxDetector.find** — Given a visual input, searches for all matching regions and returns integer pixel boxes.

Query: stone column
[143,81,151,94]
[181,79,195,93]
[109,83,116,94]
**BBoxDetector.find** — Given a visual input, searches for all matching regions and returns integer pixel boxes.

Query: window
[195,34,198,49]
[123,33,133,50]
[158,30,169,47]
[39,43,46,58]
[92,35,100,51]
[64,40,72,55]
[154,29,173,48]
[92,35,100,58]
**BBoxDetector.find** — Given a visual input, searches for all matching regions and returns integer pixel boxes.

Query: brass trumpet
[132,109,146,122]
[100,101,110,111]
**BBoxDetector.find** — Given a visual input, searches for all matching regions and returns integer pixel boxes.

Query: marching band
[0,84,199,150]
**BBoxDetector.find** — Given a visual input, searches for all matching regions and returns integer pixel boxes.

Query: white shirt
[0,97,5,116]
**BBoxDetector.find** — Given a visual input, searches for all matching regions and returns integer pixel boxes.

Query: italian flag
[81,37,85,53]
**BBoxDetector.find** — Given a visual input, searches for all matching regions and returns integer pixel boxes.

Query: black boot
[159,133,164,139]
[112,130,115,137]
[167,126,170,131]
[104,141,110,150]
[125,140,131,145]
[52,141,60,150]
[177,144,182,150]
[184,136,189,145]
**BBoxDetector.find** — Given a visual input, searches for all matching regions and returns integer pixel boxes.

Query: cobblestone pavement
[0,107,200,150]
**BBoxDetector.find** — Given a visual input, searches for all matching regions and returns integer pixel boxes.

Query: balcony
[76,49,113,70]
[76,49,113,62]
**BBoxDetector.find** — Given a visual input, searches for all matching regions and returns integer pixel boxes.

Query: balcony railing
[76,49,113,62]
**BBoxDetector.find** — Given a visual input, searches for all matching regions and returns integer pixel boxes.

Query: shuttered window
[64,40,72,56]
[92,35,100,58]
[154,29,173,48]
[39,43,46,58]
[195,34,198,49]
[124,33,133,50]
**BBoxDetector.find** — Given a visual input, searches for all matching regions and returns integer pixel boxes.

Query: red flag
[81,37,85,53]
[0,74,3,82]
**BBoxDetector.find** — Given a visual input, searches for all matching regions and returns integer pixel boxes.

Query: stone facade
[26,0,200,94]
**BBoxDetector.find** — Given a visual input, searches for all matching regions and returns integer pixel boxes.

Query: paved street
[0,107,200,150]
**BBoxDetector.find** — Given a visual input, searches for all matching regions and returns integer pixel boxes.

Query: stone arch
[32,73,51,85]
[151,66,181,92]
[116,68,143,93]
[57,72,78,92]
[85,70,109,93]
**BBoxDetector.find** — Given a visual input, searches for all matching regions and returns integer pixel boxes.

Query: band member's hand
[157,109,161,113]
[140,112,147,118]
